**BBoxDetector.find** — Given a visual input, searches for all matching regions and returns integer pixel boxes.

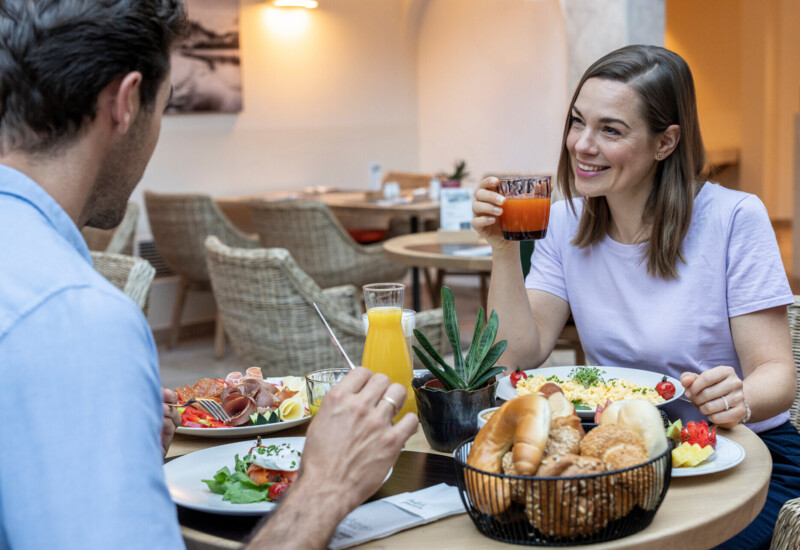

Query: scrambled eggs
[516,371,665,407]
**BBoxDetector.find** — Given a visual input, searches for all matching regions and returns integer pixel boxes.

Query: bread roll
[544,390,584,456]
[527,454,612,537]
[466,394,550,514]
[598,399,668,459]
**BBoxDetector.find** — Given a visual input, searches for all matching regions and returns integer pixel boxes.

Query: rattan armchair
[81,201,140,255]
[144,191,259,357]
[248,199,408,289]
[90,251,155,315]
[770,297,800,550]
[204,236,445,376]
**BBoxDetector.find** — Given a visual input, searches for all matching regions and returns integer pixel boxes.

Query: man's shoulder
[0,217,135,340]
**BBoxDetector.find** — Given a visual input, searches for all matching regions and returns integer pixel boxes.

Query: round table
[382,230,584,362]
[169,423,770,550]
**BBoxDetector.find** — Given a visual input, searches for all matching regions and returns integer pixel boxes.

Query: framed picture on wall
[166,0,242,114]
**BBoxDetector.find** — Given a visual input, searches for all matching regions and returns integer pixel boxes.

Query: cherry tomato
[655,376,676,400]
[268,481,290,501]
[509,369,528,388]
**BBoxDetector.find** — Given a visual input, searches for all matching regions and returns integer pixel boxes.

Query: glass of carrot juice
[497,175,552,240]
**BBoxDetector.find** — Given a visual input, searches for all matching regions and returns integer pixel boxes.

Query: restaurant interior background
[130,0,800,339]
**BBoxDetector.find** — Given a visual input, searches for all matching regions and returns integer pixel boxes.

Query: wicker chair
[90,251,155,315]
[81,201,140,255]
[204,236,445,376]
[770,297,800,550]
[144,191,259,357]
[248,199,408,289]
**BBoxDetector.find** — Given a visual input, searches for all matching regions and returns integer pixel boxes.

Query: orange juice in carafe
[361,284,416,421]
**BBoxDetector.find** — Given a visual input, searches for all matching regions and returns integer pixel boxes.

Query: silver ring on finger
[381,395,400,415]
[721,394,730,411]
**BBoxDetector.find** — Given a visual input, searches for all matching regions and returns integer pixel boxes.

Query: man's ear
[110,71,143,134]
[656,124,681,160]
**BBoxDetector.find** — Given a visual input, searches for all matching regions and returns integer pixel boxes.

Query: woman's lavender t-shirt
[525,182,793,432]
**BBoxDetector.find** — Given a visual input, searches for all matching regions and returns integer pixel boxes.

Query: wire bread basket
[453,437,672,546]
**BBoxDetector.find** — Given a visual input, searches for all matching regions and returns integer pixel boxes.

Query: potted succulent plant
[412,286,507,452]
[438,160,469,188]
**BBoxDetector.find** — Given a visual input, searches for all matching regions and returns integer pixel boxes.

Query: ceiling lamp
[272,0,318,7]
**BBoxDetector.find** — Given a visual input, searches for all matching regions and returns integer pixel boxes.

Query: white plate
[496,365,684,418]
[164,437,392,515]
[176,415,310,438]
[175,376,310,438]
[671,435,745,477]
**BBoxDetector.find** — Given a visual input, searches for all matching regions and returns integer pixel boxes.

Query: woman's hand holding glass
[471,177,512,250]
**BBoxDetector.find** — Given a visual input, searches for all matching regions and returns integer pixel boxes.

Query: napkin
[327,483,464,550]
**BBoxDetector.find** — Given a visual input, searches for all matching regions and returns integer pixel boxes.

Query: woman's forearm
[743,359,796,423]
[487,245,545,369]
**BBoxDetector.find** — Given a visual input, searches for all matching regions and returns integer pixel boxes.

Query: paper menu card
[439,188,474,231]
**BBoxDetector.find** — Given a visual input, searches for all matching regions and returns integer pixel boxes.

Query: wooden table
[216,189,440,311]
[168,423,770,550]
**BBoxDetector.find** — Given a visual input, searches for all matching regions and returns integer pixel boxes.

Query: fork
[168,397,231,423]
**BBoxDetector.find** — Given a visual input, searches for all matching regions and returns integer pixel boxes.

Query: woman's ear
[110,71,143,134]
[655,124,681,161]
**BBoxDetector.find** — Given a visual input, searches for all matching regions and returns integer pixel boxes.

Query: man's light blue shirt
[0,165,183,549]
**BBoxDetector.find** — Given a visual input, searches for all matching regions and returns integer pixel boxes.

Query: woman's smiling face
[566,78,662,202]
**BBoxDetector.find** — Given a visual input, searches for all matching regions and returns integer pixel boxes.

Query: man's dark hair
[0,0,187,154]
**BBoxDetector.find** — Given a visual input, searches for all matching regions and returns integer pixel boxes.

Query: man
[0,2,417,549]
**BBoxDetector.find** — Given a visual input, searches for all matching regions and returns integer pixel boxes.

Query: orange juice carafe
[361,283,417,421]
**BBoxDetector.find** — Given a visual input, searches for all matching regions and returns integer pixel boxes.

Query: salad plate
[175,376,310,438]
[496,365,683,419]
[164,437,392,515]
[671,435,745,478]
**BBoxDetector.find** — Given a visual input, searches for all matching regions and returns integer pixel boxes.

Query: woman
[472,44,800,549]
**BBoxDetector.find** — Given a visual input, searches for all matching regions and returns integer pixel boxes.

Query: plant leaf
[440,287,465,379]
[467,366,507,391]
[468,340,508,387]
[413,329,451,371]
[412,345,463,390]
[470,310,501,376]
[464,307,485,380]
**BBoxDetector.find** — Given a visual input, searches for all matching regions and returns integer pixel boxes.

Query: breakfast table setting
[167,417,769,550]
[165,177,773,549]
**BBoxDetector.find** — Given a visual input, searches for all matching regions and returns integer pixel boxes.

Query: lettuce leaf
[201,453,275,504]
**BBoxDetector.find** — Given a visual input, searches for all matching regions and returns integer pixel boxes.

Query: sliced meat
[225,371,243,387]
[246,367,263,379]
[191,378,227,399]
[275,386,298,404]
[223,394,257,426]
[220,385,242,402]
[257,389,280,410]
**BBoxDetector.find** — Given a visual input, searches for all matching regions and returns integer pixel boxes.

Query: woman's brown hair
[557,45,706,278]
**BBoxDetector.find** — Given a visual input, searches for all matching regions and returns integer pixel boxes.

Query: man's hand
[161,387,180,457]
[246,367,418,550]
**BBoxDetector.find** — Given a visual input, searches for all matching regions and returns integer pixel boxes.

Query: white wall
[416,0,568,185]
[134,0,421,236]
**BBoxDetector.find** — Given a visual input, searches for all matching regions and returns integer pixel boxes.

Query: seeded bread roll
[544,390,585,456]
[527,454,612,537]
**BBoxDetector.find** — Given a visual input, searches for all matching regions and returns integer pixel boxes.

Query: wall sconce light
[272,0,318,7]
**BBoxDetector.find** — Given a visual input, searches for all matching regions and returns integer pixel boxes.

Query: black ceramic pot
[412,373,498,453]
